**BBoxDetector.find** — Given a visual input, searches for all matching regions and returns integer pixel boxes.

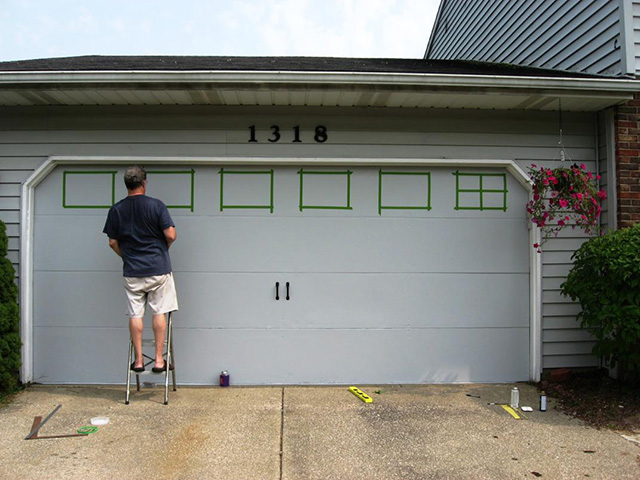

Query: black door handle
[286,282,290,301]
[275,282,280,301]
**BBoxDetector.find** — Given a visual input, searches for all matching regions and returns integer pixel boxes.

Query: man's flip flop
[130,363,145,372]
[152,361,167,373]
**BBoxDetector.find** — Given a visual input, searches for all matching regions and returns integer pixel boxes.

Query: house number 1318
[248,125,328,143]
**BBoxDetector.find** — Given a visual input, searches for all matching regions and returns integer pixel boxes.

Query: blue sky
[0,0,440,61]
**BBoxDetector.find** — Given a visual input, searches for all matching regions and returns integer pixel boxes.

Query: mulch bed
[538,369,640,433]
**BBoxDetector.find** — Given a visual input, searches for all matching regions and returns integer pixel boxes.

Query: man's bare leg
[129,317,144,369]
[152,314,167,369]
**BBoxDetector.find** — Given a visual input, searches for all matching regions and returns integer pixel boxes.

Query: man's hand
[108,238,122,257]
[164,226,176,248]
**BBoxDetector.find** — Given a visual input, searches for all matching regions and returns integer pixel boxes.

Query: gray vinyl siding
[0,157,41,275]
[0,105,602,373]
[597,109,615,231]
[633,1,640,73]
[427,0,625,77]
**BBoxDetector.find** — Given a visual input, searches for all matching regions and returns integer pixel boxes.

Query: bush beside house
[0,220,21,396]
[561,223,640,382]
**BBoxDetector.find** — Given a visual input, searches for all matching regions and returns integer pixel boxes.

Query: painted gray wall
[426,0,627,77]
[0,105,602,378]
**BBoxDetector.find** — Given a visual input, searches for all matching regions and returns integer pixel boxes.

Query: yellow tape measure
[349,386,373,404]
[501,405,521,420]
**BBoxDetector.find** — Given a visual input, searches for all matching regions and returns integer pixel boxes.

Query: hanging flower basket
[526,163,606,251]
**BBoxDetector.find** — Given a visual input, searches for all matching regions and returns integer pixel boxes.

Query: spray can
[510,387,520,409]
[220,370,229,387]
[540,391,547,411]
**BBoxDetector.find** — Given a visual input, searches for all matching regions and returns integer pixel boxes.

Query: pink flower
[533,243,540,248]
[558,199,569,208]
[558,220,565,226]
[580,164,586,170]
[597,190,607,200]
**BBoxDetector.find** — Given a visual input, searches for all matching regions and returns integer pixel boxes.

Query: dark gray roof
[0,55,599,78]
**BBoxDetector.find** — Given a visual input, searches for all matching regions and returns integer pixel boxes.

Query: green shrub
[561,223,640,382]
[0,221,21,395]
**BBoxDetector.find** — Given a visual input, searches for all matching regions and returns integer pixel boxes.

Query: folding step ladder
[125,311,177,405]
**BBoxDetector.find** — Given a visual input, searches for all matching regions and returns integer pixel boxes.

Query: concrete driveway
[0,383,638,479]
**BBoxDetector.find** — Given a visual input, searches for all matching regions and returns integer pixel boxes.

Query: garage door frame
[20,155,542,383]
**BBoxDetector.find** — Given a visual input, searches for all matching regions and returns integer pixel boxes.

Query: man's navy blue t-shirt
[103,195,175,277]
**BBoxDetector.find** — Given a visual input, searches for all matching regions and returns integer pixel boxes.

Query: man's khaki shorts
[123,273,179,318]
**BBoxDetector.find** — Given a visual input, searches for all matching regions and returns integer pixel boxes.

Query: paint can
[220,370,229,387]
[540,391,547,411]
[510,387,520,409]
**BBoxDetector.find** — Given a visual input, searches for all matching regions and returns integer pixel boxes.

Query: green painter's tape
[147,169,196,212]
[62,171,117,209]
[219,168,274,213]
[378,170,432,215]
[298,169,353,211]
[453,171,508,211]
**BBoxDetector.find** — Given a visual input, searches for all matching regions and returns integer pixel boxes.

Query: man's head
[124,165,147,191]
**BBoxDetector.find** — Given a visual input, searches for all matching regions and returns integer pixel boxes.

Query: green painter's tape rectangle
[378,170,432,215]
[298,169,353,211]
[219,168,274,213]
[453,171,508,211]
[62,171,117,209]
[146,169,196,212]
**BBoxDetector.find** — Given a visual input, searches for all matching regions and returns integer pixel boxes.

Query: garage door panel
[173,217,528,274]
[34,327,129,383]
[34,212,528,274]
[175,273,288,328]
[175,327,529,384]
[275,273,529,329]
[34,272,123,326]
[34,216,117,271]
[33,325,529,385]
[33,271,529,331]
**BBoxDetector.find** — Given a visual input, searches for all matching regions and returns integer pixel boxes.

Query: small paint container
[510,387,520,409]
[220,370,230,387]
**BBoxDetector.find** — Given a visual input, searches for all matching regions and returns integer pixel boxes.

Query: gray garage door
[33,164,530,384]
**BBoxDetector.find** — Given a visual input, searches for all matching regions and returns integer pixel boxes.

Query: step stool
[125,311,177,405]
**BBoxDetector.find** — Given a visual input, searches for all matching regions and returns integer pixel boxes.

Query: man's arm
[164,226,176,249]
[108,238,122,257]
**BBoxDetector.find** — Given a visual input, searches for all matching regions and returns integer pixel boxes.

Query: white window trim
[20,156,541,383]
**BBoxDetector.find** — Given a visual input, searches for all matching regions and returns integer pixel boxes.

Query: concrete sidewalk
[0,384,638,479]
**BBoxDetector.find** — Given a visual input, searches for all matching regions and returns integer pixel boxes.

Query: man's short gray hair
[124,165,147,190]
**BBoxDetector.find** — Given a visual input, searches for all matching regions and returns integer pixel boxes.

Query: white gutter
[1,69,639,95]
[21,155,540,383]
